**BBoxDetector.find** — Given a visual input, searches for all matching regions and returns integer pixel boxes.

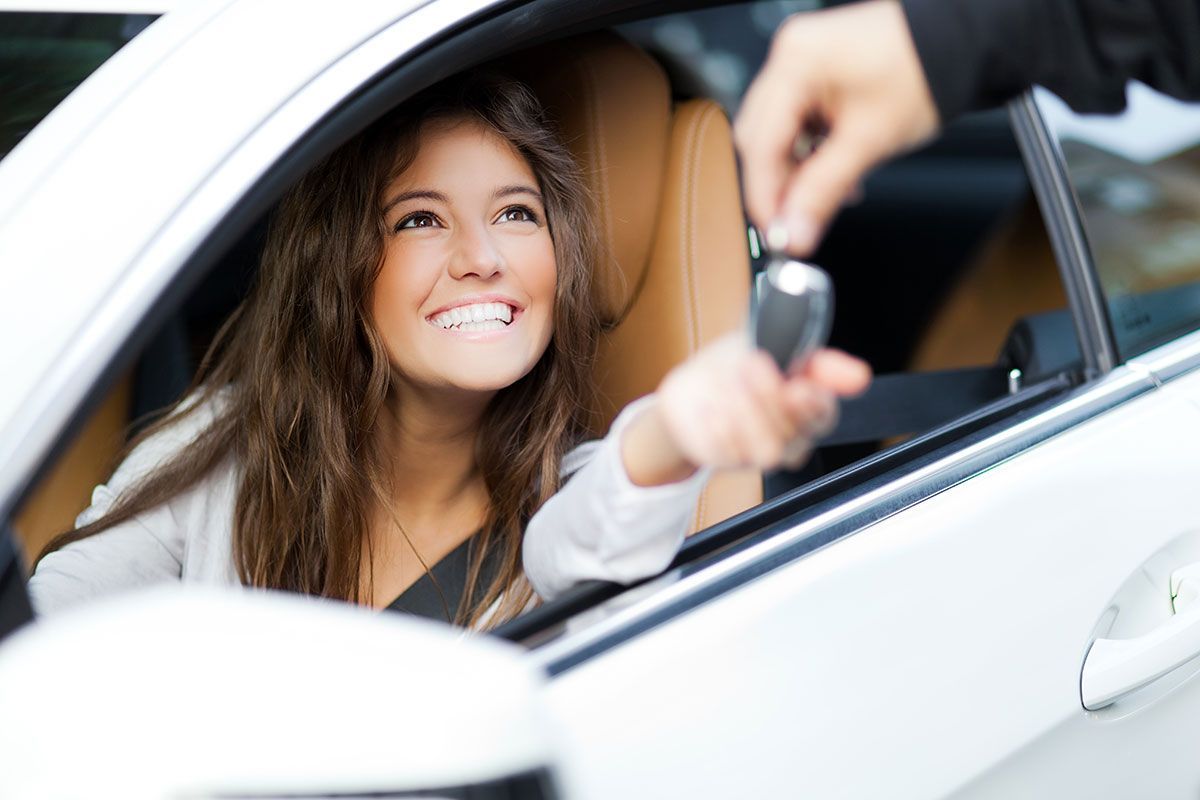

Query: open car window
[5,0,1084,646]
[622,4,1078,500]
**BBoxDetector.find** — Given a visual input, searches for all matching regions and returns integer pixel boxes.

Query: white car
[3,1,1200,798]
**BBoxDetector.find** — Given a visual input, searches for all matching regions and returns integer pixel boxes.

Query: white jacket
[29,394,709,619]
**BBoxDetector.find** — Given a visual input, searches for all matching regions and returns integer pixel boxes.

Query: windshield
[0,12,155,163]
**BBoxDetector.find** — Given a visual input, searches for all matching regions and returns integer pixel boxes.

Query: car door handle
[1081,566,1200,710]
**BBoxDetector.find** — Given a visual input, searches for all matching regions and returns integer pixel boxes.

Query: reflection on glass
[0,13,154,163]
[1036,83,1200,358]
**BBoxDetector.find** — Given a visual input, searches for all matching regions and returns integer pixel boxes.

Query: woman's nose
[449,224,504,280]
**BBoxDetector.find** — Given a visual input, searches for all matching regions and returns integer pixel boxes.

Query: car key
[754,225,834,373]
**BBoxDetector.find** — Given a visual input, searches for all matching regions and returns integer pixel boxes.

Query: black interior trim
[207,767,559,800]
[1009,94,1118,376]
[0,523,33,643]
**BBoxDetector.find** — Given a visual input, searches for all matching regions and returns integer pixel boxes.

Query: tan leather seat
[12,376,131,567]
[508,33,762,530]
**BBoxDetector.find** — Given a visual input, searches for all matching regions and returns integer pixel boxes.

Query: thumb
[776,121,883,256]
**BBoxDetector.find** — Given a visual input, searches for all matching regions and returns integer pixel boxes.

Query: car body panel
[541,361,1200,799]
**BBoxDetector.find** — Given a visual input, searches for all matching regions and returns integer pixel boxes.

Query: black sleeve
[901,0,1200,122]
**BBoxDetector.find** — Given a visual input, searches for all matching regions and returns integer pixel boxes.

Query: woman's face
[373,116,557,397]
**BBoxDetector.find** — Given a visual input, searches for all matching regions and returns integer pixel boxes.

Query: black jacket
[901,0,1200,121]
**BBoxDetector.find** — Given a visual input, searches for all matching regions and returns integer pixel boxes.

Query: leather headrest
[503,33,672,322]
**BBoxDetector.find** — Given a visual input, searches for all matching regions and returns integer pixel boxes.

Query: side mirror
[0,587,561,798]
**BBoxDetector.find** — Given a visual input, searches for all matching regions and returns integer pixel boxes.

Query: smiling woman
[26,70,865,629]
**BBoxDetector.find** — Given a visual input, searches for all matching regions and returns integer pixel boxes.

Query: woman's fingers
[655,334,871,472]
[782,379,838,439]
[740,351,793,441]
[801,348,872,397]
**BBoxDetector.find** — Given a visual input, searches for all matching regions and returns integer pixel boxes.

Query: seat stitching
[680,103,718,531]
[581,59,614,282]
[688,104,717,348]
[678,107,703,353]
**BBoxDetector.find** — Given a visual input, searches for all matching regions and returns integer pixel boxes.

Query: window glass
[0,12,155,163]
[1036,83,1200,360]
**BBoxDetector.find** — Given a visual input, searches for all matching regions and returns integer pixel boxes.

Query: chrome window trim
[1128,326,1200,384]
[530,364,1157,675]
[1009,92,1118,376]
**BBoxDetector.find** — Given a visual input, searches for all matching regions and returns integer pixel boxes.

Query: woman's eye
[500,205,539,224]
[395,212,440,231]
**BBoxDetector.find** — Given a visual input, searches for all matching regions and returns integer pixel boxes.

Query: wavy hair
[40,73,603,629]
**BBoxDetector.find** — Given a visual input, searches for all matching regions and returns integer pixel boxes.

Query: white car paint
[542,359,1200,799]
[0,586,555,798]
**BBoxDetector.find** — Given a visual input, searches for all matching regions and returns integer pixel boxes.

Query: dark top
[384,533,504,624]
[901,0,1200,121]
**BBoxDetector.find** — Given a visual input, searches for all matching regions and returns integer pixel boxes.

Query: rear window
[0,12,155,163]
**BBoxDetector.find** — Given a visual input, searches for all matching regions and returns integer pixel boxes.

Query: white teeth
[428,302,516,330]
[457,319,505,332]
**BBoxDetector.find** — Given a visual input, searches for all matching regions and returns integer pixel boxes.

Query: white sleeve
[522,394,711,601]
[27,395,218,616]
[28,504,186,616]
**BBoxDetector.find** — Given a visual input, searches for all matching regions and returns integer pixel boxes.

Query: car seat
[505,32,761,530]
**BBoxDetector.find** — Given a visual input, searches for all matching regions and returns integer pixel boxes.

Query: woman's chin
[441,366,533,394]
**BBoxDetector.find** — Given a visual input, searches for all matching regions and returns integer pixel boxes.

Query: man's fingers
[776,123,883,256]
[734,58,812,233]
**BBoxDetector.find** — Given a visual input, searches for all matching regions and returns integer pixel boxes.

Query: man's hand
[621,332,871,487]
[735,0,940,255]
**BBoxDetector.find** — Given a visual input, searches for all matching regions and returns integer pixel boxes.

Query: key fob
[754,257,834,373]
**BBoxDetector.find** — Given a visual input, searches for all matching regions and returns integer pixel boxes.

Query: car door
[513,85,1200,799]
[3,2,1199,798]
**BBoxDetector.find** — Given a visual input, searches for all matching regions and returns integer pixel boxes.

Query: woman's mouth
[426,301,522,333]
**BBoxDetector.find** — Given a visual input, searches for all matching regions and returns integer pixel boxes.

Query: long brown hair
[41,74,603,629]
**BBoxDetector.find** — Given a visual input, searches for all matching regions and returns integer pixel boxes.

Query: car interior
[7,1,1085,635]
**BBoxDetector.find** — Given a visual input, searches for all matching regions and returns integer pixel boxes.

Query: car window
[0,11,155,163]
[8,0,1082,626]
[1036,83,1200,361]
[621,4,1077,498]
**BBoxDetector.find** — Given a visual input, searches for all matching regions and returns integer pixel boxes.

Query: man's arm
[735,0,1200,257]
[905,0,1200,121]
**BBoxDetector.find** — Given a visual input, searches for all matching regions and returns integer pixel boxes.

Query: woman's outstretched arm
[523,333,869,601]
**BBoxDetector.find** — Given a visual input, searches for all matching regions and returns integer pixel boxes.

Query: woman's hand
[621,332,871,487]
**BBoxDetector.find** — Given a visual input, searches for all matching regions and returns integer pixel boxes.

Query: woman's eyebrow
[494,184,543,204]
[383,188,449,214]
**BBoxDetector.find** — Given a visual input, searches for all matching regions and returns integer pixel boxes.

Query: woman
[30,74,869,629]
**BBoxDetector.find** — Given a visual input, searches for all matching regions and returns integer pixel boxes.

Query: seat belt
[823,365,1012,446]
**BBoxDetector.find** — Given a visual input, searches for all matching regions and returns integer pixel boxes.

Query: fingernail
[787,215,818,255]
[765,220,790,253]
